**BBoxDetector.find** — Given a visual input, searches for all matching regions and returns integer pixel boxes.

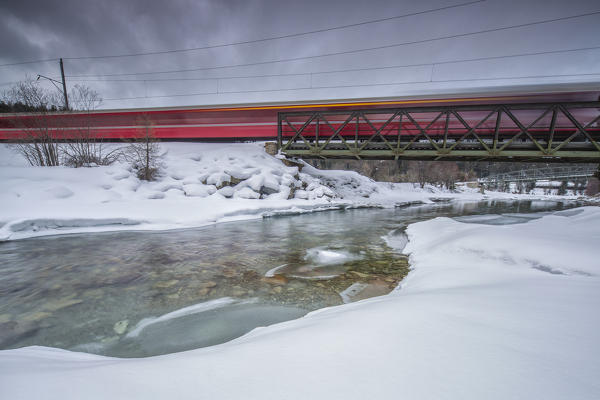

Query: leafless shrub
[122,116,163,181]
[406,161,428,188]
[434,162,461,190]
[585,177,599,196]
[61,85,119,167]
[4,79,63,166]
[4,80,112,168]
[405,161,461,189]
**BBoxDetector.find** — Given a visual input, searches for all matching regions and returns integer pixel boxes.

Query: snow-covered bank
[0,142,586,240]
[1,207,599,399]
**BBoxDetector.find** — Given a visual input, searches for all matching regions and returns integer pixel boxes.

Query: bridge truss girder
[277,102,600,162]
[479,165,598,188]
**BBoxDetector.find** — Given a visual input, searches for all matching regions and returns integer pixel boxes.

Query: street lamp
[36,58,69,110]
[36,74,69,110]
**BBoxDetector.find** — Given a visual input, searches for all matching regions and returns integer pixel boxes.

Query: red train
[0,87,599,142]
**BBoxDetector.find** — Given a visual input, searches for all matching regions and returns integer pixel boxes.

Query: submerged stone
[261,275,288,285]
[44,298,83,312]
[22,311,52,322]
[113,320,129,335]
[0,314,12,324]
[348,270,370,278]
[153,280,179,289]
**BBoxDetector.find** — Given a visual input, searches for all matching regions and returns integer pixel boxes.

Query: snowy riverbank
[1,206,599,399]
[0,142,586,241]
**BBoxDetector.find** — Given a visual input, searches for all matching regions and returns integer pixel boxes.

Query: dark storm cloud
[1,1,250,67]
[1,0,599,108]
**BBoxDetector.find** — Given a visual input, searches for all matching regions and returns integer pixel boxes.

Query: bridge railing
[277,101,600,162]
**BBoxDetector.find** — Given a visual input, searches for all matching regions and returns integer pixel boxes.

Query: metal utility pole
[59,58,69,110]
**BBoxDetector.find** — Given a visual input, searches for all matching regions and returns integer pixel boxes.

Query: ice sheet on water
[453,213,546,225]
[266,247,363,280]
[501,212,551,219]
[120,303,307,357]
[265,264,287,278]
[126,297,246,338]
[271,263,348,280]
[304,246,362,266]
[339,282,368,304]
[553,208,585,217]
[76,301,307,358]
[382,228,408,252]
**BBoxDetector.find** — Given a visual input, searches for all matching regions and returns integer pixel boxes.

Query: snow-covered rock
[182,184,216,198]
[205,172,231,187]
[233,186,261,199]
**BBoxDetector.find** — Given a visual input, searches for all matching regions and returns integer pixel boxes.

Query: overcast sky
[1,0,599,109]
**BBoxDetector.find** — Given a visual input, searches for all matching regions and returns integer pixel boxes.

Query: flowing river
[0,199,582,357]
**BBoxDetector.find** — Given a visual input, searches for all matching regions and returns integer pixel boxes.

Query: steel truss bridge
[277,101,600,162]
[479,165,598,187]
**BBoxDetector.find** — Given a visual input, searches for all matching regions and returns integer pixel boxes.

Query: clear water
[0,199,581,357]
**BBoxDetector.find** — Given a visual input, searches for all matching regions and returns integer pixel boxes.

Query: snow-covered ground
[1,205,598,399]
[0,142,586,241]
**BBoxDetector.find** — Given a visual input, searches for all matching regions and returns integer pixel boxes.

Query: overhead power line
[66,10,600,78]
[61,45,600,84]
[0,58,59,68]
[0,0,484,68]
[5,45,599,87]
[99,71,600,102]
[64,0,485,61]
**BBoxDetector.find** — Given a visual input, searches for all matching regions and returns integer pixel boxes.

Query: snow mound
[46,186,74,199]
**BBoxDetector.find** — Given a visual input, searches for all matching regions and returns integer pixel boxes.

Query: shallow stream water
[0,199,581,357]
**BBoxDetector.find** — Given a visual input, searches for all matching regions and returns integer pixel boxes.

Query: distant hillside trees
[0,100,59,113]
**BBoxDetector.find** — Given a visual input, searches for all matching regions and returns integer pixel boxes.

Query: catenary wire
[0,0,484,67]
[98,71,600,102]
[66,10,600,78]
[58,45,600,84]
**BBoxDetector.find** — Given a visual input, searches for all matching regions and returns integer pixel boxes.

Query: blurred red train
[1,87,599,142]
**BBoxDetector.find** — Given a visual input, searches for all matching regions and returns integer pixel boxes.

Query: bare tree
[123,116,163,181]
[436,162,461,190]
[61,85,119,167]
[585,177,599,196]
[4,79,63,166]
[406,161,428,188]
